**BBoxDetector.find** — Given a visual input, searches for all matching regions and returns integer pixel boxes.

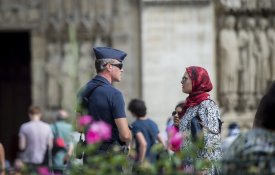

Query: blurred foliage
[69,137,217,175]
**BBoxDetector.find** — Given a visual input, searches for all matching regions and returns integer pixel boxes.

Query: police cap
[93,47,127,62]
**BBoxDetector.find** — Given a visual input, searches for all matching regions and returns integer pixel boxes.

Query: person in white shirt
[18,106,53,171]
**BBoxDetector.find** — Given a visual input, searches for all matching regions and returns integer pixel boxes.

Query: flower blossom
[78,115,92,126]
[169,132,184,151]
[169,132,184,152]
[37,166,62,175]
[167,126,184,152]
[86,121,112,144]
[167,125,179,136]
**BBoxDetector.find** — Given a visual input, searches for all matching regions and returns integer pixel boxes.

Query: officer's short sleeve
[111,91,126,119]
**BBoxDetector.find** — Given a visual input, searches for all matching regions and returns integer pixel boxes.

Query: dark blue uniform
[77,75,126,144]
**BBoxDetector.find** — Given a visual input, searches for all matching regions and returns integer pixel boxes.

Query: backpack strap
[53,123,60,138]
[83,84,101,105]
[78,84,101,115]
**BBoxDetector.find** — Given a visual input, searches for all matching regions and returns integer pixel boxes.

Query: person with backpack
[76,47,132,155]
[51,110,73,174]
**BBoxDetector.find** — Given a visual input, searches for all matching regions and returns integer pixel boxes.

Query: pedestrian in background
[128,99,165,164]
[51,110,73,174]
[221,122,240,152]
[18,106,53,172]
[170,101,184,129]
[162,101,184,148]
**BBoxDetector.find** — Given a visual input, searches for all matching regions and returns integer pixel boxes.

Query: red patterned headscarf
[179,66,213,118]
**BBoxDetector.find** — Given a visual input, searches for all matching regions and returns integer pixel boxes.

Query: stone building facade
[216,0,275,134]
[0,0,141,161]
[1,0,274,162]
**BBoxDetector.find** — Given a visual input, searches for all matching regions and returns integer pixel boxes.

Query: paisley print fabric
[179,99,222,175]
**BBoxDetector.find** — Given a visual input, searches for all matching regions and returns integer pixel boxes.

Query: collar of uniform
[93,75,111,85]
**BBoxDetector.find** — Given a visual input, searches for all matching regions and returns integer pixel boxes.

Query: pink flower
[37,166,50,175]
[169,132,184,152]
[167,125,179,136]
[86,130,101,144]
[78,115,92,126]
[37,166,62,175]
[86,121,112,144]
[95,121,112,140]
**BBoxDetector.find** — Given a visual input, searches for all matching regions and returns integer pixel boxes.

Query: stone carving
[237,17,249,110]
[267,18,275,81]
[272,0,275,9]
[220,0,274,11]
[78,41,93,88]
[0,2,27,23]
[64,0,75,22]
[258,0,272,10]
[47,0,61,20]
[217,0,275,111]
[93,0,113,35]
[246,18,257,108]
[45,42,62,108]
[61,42,77,112]
[220,0,241,10]
[219,16,239,111]
[93,35,108,47]
[26,0,40,22]
[255,18,271,98]
[242,0,257,11]
[80,0,95,30]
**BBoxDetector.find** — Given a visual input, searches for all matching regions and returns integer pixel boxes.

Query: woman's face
[181,71,192,94]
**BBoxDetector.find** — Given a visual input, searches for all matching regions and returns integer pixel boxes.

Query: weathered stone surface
[141,1,216,131]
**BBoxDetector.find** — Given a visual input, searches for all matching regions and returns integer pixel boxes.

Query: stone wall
[0,0,141,119]
[141,0,216,131]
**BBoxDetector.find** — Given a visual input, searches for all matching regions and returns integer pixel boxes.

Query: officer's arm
[115,118,132,145]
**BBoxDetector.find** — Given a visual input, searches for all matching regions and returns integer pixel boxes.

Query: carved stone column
[30,30,47,108]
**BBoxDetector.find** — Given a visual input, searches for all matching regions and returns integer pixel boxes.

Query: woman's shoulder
[199,99,219,110]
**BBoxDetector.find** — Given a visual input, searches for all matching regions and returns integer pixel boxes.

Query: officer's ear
[103,63,113,72]
[99,64,106,70]
[95,62,106,72]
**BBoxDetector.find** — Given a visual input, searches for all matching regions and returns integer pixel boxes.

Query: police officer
[76,47,132,153]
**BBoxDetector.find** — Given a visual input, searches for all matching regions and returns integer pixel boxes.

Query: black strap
[53,123,60,138]
[78,84,101,115]
[83,84,101,105]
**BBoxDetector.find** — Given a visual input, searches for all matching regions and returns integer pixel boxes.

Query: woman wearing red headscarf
[174,66,222,175]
